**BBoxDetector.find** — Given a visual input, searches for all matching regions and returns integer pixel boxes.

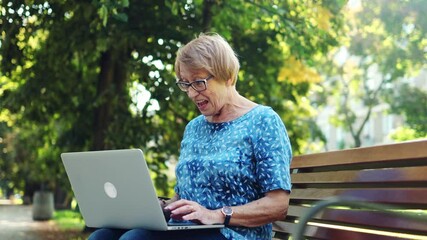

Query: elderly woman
[89,33,292,240]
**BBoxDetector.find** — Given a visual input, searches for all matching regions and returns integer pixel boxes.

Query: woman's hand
[164,199,223,225]
[158,195,179,222]
[158,198,167,208]
[158,198,171,221]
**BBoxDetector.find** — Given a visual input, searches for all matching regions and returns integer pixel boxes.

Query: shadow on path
[0,204,58,240]
[0,203,89,240]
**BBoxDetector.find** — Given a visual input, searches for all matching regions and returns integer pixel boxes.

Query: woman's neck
[207,94,257,123]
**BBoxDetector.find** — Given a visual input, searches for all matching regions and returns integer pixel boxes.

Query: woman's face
[179,65,229,117]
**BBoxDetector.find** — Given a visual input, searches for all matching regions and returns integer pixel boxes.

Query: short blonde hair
[174,33,240,85]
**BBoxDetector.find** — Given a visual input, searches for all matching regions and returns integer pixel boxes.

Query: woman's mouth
[196,100,209,110]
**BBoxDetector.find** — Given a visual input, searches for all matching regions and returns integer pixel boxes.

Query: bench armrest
[293,197,427,240]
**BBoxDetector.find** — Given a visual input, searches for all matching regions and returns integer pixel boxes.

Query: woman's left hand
[164,199,223,225]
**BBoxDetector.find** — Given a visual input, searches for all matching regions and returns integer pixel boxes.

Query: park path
[0,200,58,240]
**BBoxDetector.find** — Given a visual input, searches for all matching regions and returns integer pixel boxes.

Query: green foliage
[349,0,426,79]
[0,0,346,198]
[384,83,427,137]
[389,127,427,142]
[314,0,426,148]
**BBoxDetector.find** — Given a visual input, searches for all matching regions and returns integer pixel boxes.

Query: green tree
[315,0,426,148]
[385,83,427,138]
[1,0,346,200]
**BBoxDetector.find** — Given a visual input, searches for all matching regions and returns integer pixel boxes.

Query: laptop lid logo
[104,182,118,199]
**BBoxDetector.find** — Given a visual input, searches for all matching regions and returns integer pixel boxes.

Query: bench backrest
[273,139,427,240]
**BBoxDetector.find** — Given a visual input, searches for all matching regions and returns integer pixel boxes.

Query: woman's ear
[226,77,234,86]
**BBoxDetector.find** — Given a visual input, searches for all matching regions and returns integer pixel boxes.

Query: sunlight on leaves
[0,109,18,127]
[278,56,321,84]
[313,6,332,31]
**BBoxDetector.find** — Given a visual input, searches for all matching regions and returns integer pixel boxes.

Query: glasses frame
[175,75,213,92]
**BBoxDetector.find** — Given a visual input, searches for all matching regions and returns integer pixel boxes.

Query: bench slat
[291,140,427,170]
[290,188,427,206]
[291,166,427,186]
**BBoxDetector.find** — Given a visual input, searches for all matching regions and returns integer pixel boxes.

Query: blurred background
[0,0,426,235]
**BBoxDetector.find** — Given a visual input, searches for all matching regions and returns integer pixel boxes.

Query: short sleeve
[253,110,292,193]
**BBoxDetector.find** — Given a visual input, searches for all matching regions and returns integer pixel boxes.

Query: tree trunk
[23,182,38,205]
[92,51,115,151]
[202,0,215,32]
[92,49,129,151]
[54,187,72,210]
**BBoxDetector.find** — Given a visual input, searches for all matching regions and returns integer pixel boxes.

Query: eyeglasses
[176,75,213,92]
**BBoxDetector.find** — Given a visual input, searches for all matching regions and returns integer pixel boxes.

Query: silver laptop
[61,149,224,231]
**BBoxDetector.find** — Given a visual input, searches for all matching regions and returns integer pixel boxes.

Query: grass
[44,209,90,240]
[53,209,86,230]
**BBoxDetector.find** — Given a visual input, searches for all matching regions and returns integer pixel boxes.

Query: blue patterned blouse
[175,105,292,239]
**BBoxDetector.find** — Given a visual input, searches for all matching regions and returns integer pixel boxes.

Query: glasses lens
[192,80,206,91]
[176,82,189,92]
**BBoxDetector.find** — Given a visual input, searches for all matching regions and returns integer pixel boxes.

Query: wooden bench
[273,139,427,240]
